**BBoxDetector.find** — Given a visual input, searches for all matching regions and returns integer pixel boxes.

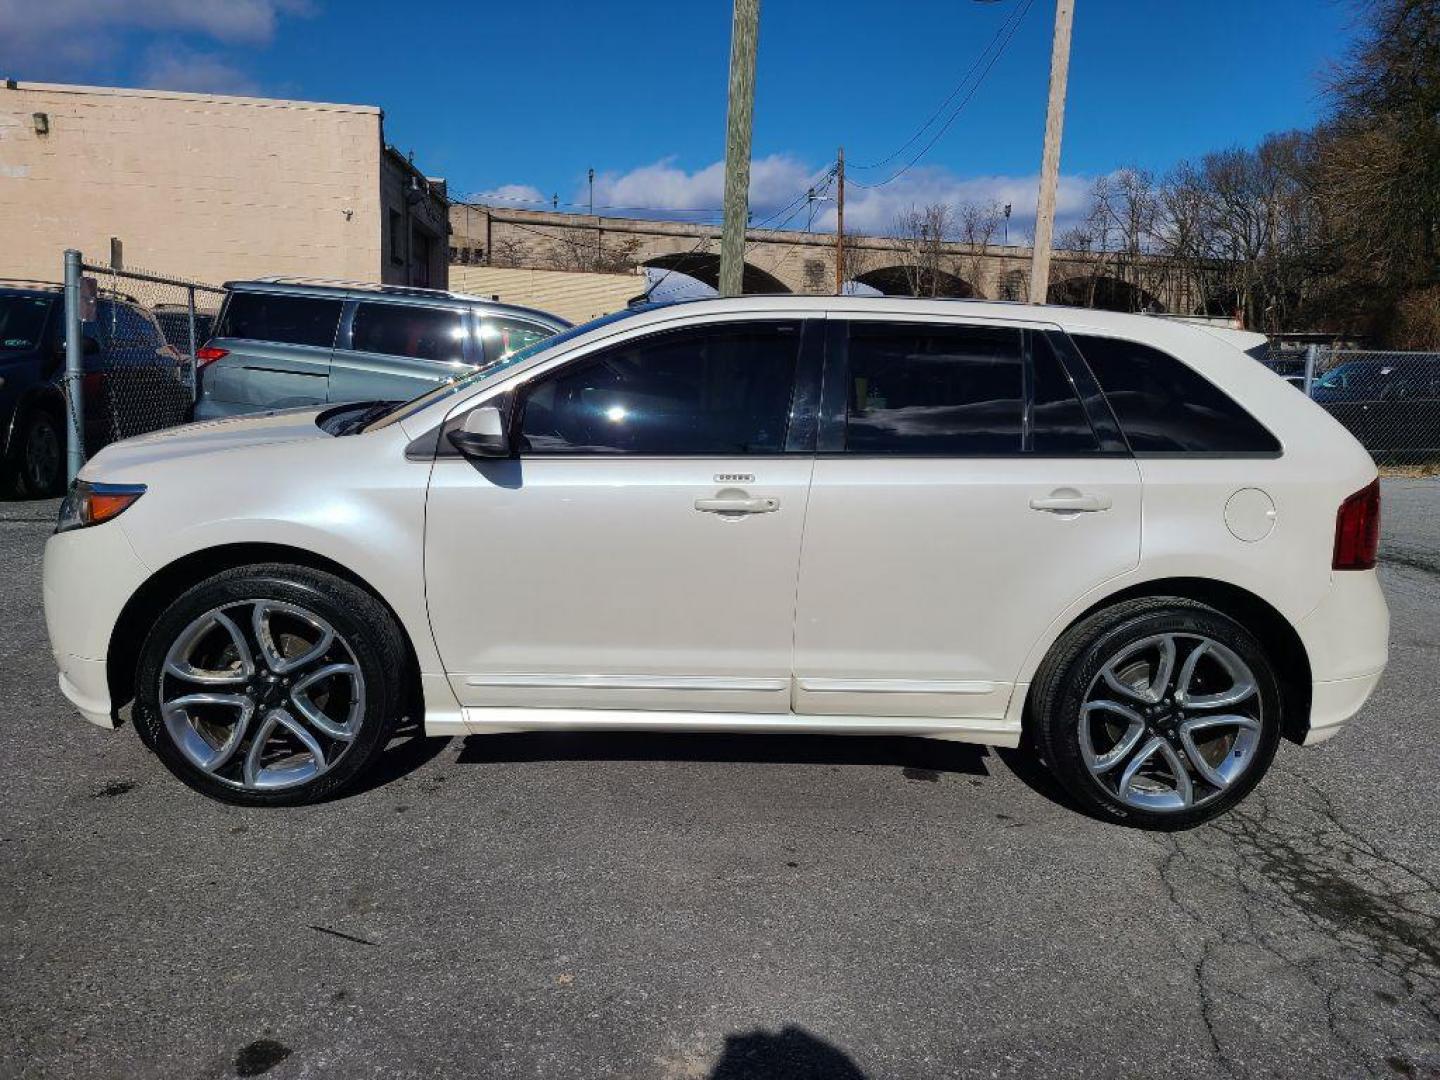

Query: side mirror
[56,337,102,358]
[446,403,512,459]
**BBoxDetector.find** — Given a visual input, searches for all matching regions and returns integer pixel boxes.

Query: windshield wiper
[337,400,401,434]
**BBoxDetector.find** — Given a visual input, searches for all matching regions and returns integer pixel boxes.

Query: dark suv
[195,279,569,420]
[0,283,188,497]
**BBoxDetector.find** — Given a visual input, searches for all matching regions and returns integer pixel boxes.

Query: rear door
[204,291,342,413]
[329,298,474,405]
[792,316,1142,725]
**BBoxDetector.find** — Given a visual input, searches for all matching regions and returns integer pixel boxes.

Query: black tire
[14,407,65,498]
[133,563,409,806]
[1029,597,1282,830]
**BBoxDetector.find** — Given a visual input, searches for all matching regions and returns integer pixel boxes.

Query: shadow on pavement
[455,729,991,776]
[708,1026,867,1079]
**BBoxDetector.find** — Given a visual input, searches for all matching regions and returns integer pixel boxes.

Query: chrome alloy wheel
[159,600,366,791]
[1078,633,1262,813]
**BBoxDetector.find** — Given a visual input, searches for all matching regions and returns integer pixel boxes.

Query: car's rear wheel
[1030,598,1283,829]
[133,564,407,806]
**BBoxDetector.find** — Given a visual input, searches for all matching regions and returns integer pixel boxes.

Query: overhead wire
[848,0,1036,190]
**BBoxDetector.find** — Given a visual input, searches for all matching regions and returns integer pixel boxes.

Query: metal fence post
[62,249,85,484]
[1303,343,1318,398]
[186,285,198,402]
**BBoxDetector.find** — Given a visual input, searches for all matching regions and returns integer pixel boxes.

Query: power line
[848,0,1036,190]
[850,0,1032,173]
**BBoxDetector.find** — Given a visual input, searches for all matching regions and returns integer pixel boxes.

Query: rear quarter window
[215,293,342,349]
[1072,334,1280,454]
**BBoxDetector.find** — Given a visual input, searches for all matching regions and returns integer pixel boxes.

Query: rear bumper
[1304,670,1383,746]
[1295,569,1389,744]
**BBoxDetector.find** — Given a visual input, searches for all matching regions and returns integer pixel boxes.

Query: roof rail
[0,277,64,290]
[0,277,140,303]
[249,276,481,301]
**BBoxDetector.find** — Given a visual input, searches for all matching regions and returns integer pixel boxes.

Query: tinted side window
[518,321,801,454]
[1031,332,1099,452]
[215,293,342,349]
[351,302,466,363]
[844,323,1023,453]
[1073,334,1280,453]
[91,302,164,349]
[480,316,552,363]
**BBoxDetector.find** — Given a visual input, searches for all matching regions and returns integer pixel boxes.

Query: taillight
[1333,479,1381,570]
[195,344,228,367]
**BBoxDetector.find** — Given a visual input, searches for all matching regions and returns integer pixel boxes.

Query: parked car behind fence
[195,279,570,420]
[1,281,191,496]
[1304,350,1440,463]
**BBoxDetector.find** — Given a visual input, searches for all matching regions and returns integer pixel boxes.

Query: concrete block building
[0,81,447,288]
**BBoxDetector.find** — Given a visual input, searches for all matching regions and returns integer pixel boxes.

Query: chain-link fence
[1305,348,1440,464]
[66,258,225,460]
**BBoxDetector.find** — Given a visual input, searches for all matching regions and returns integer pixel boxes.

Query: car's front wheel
[133,564,407,805]
[14,407,65,498]
[1030,598,1283,829]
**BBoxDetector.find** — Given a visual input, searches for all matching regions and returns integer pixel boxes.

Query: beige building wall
[449,265,644,324]
[0,82,384,284]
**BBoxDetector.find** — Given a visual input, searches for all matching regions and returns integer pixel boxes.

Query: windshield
[1316,362,1388,391]
[362,303,667,432]
[0,295,53,351]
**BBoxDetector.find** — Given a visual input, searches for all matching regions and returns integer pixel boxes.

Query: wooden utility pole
[719,0,760,297]
[1028,0,1075,305]
[834,146,846,294]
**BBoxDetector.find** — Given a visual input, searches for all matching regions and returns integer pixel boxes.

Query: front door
[424,317,820,715]
[793,317,1142,725]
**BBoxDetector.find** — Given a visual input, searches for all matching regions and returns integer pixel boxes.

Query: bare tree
[956,200,1005,295]
[891,203,955,296]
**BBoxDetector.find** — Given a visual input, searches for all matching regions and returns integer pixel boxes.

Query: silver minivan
[194,278,569,420]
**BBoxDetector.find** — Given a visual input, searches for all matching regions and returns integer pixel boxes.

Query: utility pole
[834,146,846,295]
[1028,0,1075,305]
[718,0,760,297]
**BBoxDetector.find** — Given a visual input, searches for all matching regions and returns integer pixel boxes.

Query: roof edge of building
[2,80,381,115]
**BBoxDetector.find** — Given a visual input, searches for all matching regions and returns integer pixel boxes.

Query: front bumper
[43,520,152,729]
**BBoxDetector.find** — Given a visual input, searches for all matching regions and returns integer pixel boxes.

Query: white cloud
[0,0,311,85]
[589,154,831,221]
[815,165,1095,240]
[137,45,259,95]
[471,184,548,208]
[488,156,1100,241]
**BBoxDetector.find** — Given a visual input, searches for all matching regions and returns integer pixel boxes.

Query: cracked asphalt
[1,480,1437,1079]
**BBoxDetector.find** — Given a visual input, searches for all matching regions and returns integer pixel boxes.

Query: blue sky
[0,0,1361,236]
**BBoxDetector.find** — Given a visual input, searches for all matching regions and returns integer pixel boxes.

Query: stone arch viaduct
[450,204,1202,313]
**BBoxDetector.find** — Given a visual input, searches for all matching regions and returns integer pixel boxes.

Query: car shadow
[707,1025,867,1079]
[452,730,1095,818]
[454,728,993,776]
[344,720,1090,819]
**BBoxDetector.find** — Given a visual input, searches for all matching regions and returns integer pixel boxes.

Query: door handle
[1029,491,1113,513]
[695,496,779,515]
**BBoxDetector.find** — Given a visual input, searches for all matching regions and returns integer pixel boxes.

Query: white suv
[42,297,1389,828]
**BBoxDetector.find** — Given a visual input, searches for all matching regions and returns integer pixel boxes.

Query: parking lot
[1,479,1436,1080]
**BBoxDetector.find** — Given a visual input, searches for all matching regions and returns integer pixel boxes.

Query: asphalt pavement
[1,481,1437,1080]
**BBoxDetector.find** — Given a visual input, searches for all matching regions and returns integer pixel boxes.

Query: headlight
[55,480,146,534]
